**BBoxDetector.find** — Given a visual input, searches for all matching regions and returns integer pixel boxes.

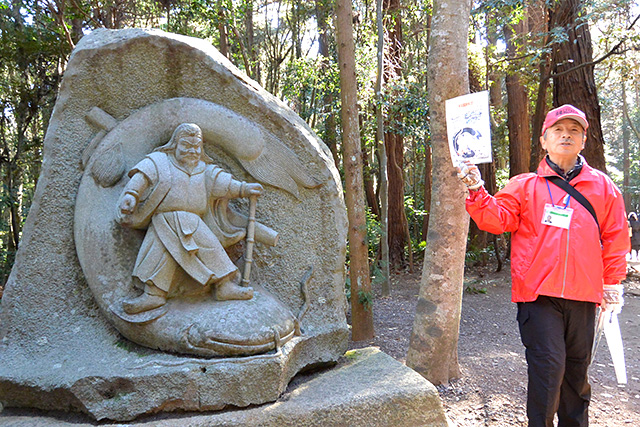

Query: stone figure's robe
[122,152,248,292]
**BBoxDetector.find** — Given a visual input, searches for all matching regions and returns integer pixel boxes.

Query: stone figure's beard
[176,153,200,169]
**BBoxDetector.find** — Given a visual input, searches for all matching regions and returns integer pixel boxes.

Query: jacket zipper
[561,218,570,297]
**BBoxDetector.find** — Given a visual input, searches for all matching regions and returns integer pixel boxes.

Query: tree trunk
[218,3,229,58]
[386,132,408,268]
[316,0,340,170]
[406,0,472,384]
[421,15,433,243]
[486,23,502,109]
[376,0,390,295]
[244,0,257,80]
[363,143,380,218]
[469,30,502,260]
[622,81,631,212]
[335,0,374,341]
[504,19,531,177]
[383,0,408,269]
[467,20,500,258]
[323,96,340,170]
[421,143,432,241]
[529,0,550,170]
[549,0,606,172]
[240,0,255,83]
[530,66,551,169]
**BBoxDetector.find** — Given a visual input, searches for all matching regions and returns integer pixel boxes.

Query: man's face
[540,118,586,161]
[175,135,202,166]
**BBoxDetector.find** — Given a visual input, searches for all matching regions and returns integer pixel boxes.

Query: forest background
[1,0,640,386]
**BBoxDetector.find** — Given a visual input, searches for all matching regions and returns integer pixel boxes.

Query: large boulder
[0,28,348,421]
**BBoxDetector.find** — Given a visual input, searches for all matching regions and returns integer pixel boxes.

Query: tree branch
[548,13,640,80]
[45,0,75,49]
[623,93,640,142]
[67,0,105,30]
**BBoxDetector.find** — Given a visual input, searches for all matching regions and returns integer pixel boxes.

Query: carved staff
[242,195,258,286]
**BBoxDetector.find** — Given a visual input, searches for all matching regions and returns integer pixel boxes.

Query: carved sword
[241,194,258,286]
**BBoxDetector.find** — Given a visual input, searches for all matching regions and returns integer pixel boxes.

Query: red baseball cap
[541,104,589,136]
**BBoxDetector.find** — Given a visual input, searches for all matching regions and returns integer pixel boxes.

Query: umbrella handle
[241,195,258,286]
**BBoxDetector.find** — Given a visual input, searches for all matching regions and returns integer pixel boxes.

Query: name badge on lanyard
[543,179,574,229]
[542,203,573,229]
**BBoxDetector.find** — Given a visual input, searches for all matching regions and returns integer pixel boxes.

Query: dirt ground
[348,261,640,427]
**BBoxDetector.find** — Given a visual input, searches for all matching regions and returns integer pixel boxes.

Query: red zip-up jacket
[466,159,630,304]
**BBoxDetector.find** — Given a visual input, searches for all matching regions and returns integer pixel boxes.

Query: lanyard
[546,179,571,209]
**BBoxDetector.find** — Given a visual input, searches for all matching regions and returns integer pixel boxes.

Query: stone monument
[0,28,350,421]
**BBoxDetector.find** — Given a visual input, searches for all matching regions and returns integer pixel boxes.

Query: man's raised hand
[456,160,484,190]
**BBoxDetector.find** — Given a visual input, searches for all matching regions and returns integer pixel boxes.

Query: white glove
[602,284,624,314]
[457,161,484,190]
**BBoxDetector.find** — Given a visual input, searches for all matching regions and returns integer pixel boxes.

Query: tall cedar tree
[406,0,472,384]
[549,0,606,171]
[504,16,531,176]
[529,0,550,169]
[376,0,391,295]
[383,0,410,269]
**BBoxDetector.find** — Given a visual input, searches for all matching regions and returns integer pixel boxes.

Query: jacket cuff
[467,185,488,201]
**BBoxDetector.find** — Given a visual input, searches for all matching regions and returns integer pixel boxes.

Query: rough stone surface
[0,348,451,427]
[0,28,348,421]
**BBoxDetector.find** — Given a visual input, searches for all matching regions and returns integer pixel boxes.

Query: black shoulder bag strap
[545,175,601,237]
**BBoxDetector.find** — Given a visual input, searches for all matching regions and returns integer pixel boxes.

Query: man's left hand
[602,284,624,314]
[456,161,484,190]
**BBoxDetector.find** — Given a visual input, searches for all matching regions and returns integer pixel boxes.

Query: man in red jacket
[457,104,629,427]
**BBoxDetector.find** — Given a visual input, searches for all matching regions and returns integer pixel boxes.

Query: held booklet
[445,90,492,166]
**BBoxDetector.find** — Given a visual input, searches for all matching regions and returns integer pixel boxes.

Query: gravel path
[348,262,640,426]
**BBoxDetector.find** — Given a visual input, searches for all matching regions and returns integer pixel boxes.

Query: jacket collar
[537,154,585,182]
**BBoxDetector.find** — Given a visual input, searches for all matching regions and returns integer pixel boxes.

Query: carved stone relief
[0,29,349,421]
[75,98,321,357]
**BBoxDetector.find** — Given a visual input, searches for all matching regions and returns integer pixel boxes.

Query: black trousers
[517,296,596,427]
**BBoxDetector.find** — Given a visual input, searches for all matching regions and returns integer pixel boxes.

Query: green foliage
[344,274,351,300]
[490,105,510,167]
[2,0,638,293]
[365,208,381,258]
[0,246,14,288]
[166,0,219,38]
[370,258,388,289]
[115,338,136,352]
[465,236,495,267]
[465,245,491,267]
[0,1,71,285]
[343,209,381,298]
[281,55,340,126]
[593,3,640,212]
[464,279,488,294]
[344,270,375,312]
[345,209,388,290]
[495,165,510,188]
[382,80,430,141]
[344,349,362,359]
[404,194,427,256]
